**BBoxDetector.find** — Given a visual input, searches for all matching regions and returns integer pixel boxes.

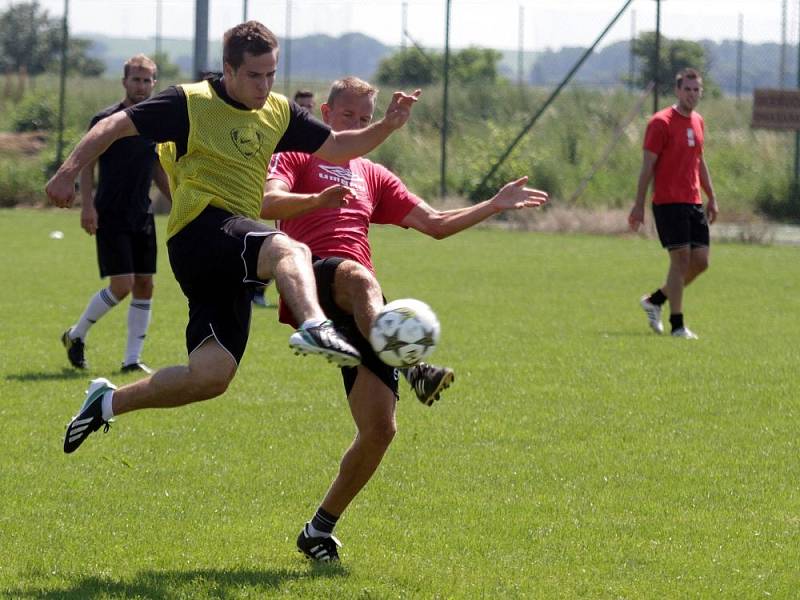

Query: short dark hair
[293,90,314,102]
[675,68,702,88]
[223,21,279,70]
[124,54,157,79]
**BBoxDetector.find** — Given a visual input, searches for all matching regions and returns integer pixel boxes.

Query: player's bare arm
[699,156,718,224]
[400,176,548,240]
[78,158,98,235]
[629,150,658,231]
[313,90,421,164]
[46,111,139,208]
[153,162,172,204]
[262,179,353,220]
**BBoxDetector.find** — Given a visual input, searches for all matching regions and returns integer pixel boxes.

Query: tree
[375,48,440,86]
[376,46,503,86]
[152,51,182,82]
[632,32,712,95]
[0,1,60,75]
[0,1,104,78]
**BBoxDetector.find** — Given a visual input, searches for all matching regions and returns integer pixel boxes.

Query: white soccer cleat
[639,295,664,334]
[671,327,699,340]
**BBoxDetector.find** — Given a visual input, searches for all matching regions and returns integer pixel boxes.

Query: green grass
[1,208,799,598]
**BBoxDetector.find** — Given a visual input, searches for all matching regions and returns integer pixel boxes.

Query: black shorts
[314,256,399,399]
[167,206,280,364]
[652,203,710,250]
[95,214,157,277]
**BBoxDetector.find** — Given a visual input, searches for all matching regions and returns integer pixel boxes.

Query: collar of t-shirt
[205,74,250,111]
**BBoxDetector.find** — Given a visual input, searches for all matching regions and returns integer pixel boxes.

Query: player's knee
[269,234,311,263]
[192,365,235,399]
[109,283,133,300]
[693,254,709,273]
[337,260,380,296]
[361,420,397,449]
[133,279,154,298]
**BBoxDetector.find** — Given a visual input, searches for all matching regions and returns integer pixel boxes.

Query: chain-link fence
[1,0,798,216]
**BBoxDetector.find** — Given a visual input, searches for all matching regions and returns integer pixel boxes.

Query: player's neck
[673,103,693,117]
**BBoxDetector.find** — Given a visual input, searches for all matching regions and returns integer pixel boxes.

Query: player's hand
[706,197,719,224]
[628,203,645,231]
[46,172,76,208]
[314,184,354,209]
[492,176,548,211]
[80,205,98,235]
[383,89,421,130]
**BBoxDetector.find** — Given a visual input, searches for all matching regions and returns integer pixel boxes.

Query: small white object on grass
[49,230,64,239]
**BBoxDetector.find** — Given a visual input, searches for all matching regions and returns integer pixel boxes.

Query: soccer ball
[369,298,440,367]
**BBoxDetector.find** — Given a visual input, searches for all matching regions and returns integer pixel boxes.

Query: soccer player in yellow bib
[45,21,420,454]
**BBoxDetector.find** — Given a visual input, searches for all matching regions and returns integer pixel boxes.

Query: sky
[9,0,798,51]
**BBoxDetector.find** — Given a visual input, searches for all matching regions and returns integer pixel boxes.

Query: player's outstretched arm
[400,176,548,240]
[262,179,353,220]
[46,112,138,208]
[313,89,421,164]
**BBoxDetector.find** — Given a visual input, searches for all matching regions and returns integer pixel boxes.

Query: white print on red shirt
[686,128,696,147]
[317,165,367,195]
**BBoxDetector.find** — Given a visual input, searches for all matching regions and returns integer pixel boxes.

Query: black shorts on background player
[312,257,399,399]
[96,214,157,277]
[652,203,709,249]
[167,206,277,364]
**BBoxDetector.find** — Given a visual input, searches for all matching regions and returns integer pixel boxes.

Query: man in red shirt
[628,68,719,339]
[263,76,548,561]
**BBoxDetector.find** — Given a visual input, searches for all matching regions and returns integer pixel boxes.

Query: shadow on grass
[6,369,86,382]
[5,564,347,599]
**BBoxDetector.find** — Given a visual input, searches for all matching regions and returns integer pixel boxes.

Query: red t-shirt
[268,152,421,325]
[643,106,705,205]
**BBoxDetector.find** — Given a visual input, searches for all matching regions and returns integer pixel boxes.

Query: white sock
[300,319,325,330]
[72,287,119,340]
[124,298,152,365]
[101,390,115,421]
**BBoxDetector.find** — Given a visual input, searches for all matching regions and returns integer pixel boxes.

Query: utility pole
[795,0,800,192]
[440,0,451,198]
[736,13,743,100]
[56,0,70,167]
[243,0,249,22]
[629,9,636,90]
[401,1,407,50]
[781,0,788,87]
[193,0,209,80]
[517,5,524,87]
[155,0,162,58]
[653,0,661,113]
[284,0,292,93]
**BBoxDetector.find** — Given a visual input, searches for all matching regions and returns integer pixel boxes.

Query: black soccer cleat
[120,361,153,375]
[61,328,87,369]
[406,363,455,406]
[289,320,361,368]
[296,524,342,562]
[63,378,116,454]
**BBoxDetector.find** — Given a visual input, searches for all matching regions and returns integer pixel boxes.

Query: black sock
[670,313,684,332]
[649,289,667,306]
[310,506,339,535]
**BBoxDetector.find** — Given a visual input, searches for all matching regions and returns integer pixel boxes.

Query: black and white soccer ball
[369,298,440,367]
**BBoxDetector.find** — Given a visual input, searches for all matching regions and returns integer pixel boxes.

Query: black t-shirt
[125,76,331,161]
[91,102,158,231]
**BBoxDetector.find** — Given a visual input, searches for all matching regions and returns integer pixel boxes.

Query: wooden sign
[751,89,800,130]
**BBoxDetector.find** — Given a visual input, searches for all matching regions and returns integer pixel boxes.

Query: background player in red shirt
[263,76,548,561]
[628,68,719,339]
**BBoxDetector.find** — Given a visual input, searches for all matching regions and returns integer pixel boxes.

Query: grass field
[1,208,799,598]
